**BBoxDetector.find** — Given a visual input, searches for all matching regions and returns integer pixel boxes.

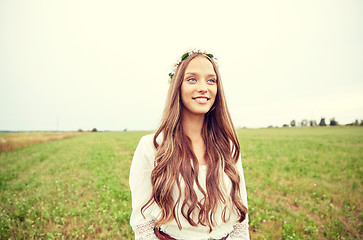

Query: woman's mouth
[193,97,209,103]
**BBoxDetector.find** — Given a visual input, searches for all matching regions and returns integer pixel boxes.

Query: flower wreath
[168,49,217,82]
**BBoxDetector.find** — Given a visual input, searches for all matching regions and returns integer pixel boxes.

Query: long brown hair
[142,53,247,231]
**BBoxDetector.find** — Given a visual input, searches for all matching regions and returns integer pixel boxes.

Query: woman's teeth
[195,98,208,102]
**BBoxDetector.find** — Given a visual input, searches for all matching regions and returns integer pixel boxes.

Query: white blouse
[129,134,250,240]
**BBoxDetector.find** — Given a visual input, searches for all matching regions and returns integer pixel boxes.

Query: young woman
[129,50,249,240]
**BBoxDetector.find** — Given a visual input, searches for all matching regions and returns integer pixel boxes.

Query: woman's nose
[197,81,208,93]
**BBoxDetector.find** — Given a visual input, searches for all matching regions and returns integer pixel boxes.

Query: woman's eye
[207,79,216,83]
[187,78,197,82]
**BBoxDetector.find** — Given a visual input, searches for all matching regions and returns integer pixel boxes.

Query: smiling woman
[129,50,249,240]
[181,57,218,118]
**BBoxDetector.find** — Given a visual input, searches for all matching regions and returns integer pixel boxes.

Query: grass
[240,127,362,239]
[0,132,85,153]
[0,127,362,239]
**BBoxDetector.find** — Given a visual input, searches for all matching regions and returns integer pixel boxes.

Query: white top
[129,134,250,240]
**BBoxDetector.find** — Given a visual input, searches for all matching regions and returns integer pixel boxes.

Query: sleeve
[129,135,158,240]
[229,155,250,240]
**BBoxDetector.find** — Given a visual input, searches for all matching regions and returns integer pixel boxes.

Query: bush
[319,118,326,126]
[330,118,338,126]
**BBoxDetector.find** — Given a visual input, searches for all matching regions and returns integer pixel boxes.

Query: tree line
[285,118,363,127]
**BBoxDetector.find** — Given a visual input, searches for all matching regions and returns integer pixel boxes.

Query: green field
[0,127,362,239]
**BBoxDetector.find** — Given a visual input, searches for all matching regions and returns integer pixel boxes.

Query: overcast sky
[1,0,362,131]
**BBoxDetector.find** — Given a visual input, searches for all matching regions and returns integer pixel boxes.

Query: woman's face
[181,56,217,117]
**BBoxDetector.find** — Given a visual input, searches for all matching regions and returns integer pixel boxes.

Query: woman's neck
[182,111,205,141]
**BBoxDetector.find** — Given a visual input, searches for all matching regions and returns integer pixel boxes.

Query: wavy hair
[142,53,247,232]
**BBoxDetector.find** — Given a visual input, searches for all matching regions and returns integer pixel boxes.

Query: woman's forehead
[185,56,215,73]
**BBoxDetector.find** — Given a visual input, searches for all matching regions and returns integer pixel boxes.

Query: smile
[192,97,210,103]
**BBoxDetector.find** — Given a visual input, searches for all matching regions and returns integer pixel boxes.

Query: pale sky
[1,0,362,131]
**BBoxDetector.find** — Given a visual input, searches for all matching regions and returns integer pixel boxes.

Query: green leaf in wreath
[181,53,189,60]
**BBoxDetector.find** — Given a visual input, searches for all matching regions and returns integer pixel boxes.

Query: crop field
[0,132,84,153]
[0,127,362,239]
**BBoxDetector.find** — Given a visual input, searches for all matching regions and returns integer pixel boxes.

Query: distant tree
[282,124,289,127]
[290,120,296,127]
[354,119,359,126]
[360,120,363,126]
[329,118,338,126]
[123,128,127,132]
[309,120,317,127]
[91,128,97,132]
[319,118,326,126]
[301,119,308,127]
[78,129,83,132]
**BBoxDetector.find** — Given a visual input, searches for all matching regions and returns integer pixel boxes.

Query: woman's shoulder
[137,133,155,150]
[137,132,163,150]
[139,133,155,142]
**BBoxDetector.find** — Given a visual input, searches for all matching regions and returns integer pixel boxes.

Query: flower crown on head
[168,49,217,81]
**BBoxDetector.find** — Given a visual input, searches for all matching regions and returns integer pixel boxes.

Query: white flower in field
[263,219,266,223]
